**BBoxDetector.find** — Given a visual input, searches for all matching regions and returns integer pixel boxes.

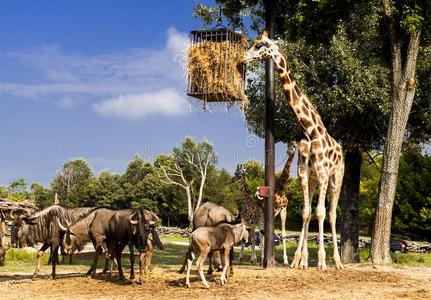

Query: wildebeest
[184,222,249,288]
[86,207,163,283]
[11,205,94,279]
[57,207,112,273]
[0,209,10,266]
[179,202,237,274]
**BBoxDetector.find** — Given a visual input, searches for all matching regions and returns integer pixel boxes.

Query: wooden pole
[263,0,276,268]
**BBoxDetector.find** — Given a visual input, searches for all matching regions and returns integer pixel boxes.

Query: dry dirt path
[1,264,430,299]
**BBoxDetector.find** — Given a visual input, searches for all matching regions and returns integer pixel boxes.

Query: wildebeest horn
[0,209,5,221]
[148,211,160,223]
[5,243,11,251]
[57,219,68,232]
[129,212,138,225]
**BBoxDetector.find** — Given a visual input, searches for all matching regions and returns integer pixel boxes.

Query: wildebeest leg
[145,248,153,273]
[138,241,154,284]
[116,244,126,281]
[87,245,102,277]
[228,247,234,277]
[178,251,189,274]
[51,244,60,279]
[102,257,110,274]
[138,251,145,285]
[69,253,73,265]
[185,249,194,288]
[33,242,50,279]
[129,243,135,281]
[207,252,213,275]
[196,249,210,289]
[220,248,230,286]
[59,245,66,264]
[238,241,245,263]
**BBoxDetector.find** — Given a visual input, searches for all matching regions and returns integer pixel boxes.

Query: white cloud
[93,88,189,119]
[0,27,190,120]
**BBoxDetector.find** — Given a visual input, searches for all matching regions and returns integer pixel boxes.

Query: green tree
[51,158,94,207]
[157,137,217,226]
[393,151,431,240]
[8,178,29,201]
[204,167,241,213]
[31,182,53,208]
[84,171,125,208]
[0,185,8,198]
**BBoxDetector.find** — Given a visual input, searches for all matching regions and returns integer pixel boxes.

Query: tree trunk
[370,23,421,264]
[186,187,193,229]
[340,148,361,263]
[194,176,206,215]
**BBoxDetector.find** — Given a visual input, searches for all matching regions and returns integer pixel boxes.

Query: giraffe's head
[232,164,246,183]
[242,29,279,64]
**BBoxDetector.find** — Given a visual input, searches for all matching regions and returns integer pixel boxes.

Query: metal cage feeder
[187,28,247,103]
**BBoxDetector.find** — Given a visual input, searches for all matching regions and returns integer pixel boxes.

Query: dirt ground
[1,264,430,300]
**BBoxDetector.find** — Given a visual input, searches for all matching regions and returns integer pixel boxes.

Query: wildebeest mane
[24,205,95,246]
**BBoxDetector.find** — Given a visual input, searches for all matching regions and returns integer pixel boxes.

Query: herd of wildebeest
[0,201,249,288]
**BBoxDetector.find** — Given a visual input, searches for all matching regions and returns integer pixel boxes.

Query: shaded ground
[1,262,431,299]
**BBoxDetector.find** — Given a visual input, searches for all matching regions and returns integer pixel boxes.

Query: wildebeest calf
[184,222,249,289]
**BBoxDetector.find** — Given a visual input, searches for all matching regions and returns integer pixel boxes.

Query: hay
[187,35,248,105]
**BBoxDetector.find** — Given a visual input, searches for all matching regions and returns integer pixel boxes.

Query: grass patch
[391,252,431,266]
[159,234,188,244]
[5,248,44,264]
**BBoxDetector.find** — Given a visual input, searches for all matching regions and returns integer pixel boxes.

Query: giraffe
[233,145,296,266]
[242,30,345,270]
[272,141,297,265]
[232,164,264,265]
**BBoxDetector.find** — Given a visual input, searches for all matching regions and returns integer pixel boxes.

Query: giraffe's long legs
[249,228,257,264]
[280,206,288,265]
[300,180,317,269]
[291,153,312,269]
[329,168,344,269]
[316,169,329,270]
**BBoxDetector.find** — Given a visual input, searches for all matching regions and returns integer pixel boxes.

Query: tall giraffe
[233,164,264,265]
[242,30,345,270]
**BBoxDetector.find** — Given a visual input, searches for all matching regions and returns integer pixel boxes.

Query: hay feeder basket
[187,28,247,104]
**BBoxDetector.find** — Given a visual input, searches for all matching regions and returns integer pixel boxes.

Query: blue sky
[0,0,291,186]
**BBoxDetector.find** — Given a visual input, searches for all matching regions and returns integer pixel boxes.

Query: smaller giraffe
[272,141,297,265]
[232,164,264,265]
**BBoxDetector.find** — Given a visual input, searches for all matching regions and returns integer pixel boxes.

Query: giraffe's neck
[275,142,296,196]
[273,53,327,139]
[240,175,252,204]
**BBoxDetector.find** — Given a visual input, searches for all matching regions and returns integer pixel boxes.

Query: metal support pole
[263,0,276,268]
